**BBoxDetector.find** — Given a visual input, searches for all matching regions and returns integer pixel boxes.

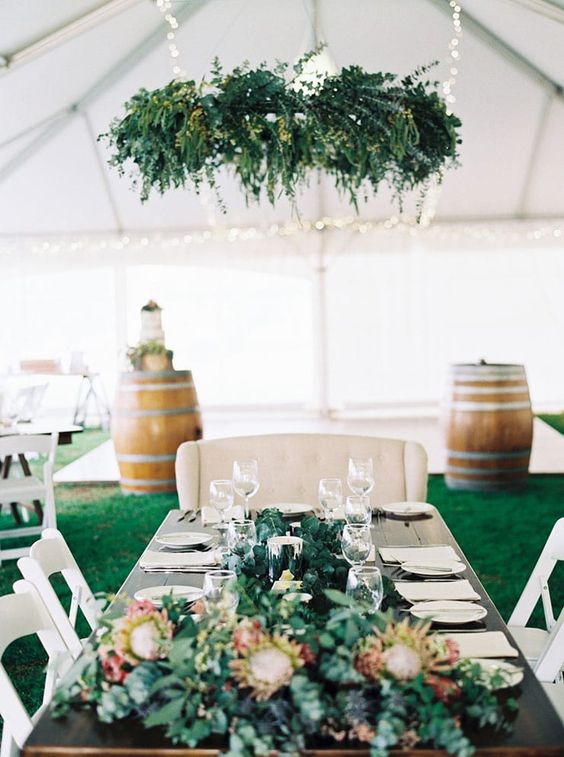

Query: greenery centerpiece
[54,510,515,756]
[126,340,174,371]
[101,51,461,211]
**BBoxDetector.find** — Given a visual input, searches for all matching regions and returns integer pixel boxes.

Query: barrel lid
[120,370,193,380]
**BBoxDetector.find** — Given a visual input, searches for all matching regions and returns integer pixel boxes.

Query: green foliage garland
[101,51,461,210]
[53,510,516,757]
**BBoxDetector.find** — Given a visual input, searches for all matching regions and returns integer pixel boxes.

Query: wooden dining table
[23,507,564,756]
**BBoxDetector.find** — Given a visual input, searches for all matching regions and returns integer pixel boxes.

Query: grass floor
[0,427,563,733]
[539,412,564,435]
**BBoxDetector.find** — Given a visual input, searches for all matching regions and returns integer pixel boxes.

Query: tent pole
[81,112,124,233]
[312,238,330,418]
[0,0,144,74]
[0,0,207,184]
[427,0,564,99]
[517,91,554,216]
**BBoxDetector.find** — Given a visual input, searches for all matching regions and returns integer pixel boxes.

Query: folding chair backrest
[0,433,58,465]
[0,581,69,749]
[508,518,564,630]
[535,610,564,683]
[17,530,98,657]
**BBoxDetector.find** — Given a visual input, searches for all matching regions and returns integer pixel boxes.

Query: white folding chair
[0,580,73,757]
[18,528,100,658]
[0,433,58,564]
[507,517,564,669]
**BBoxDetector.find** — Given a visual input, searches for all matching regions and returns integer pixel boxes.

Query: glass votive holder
[267,535,304,582]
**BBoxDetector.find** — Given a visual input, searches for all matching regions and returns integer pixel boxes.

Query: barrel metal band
[446,449,531,460]
[120,477,177,486]
[448,370,525,380]
[119,382,194,392]
[445,401,531,411]
[117,453,177,463]
[114,406,200,417]
[445,385,528,395]
[445,464,530,475]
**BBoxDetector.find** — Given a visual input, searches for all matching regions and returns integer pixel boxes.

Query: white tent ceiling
[0,0,563,238]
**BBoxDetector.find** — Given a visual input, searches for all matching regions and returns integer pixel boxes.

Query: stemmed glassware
[347,457,375,497]
[345,565,383,613]
[318,478,343,522]
[344,495,371,525]
[232,460,260,518]
[341,523,372,567]
[209,480,234,553]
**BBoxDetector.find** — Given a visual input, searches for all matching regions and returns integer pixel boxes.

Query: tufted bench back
[175,434,427,511]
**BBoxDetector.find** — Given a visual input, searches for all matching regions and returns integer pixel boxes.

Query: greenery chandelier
[102,51,462,211]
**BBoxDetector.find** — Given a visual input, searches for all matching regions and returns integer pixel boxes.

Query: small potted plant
[127,341,174,371]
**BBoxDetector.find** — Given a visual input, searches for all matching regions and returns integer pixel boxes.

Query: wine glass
[347,457,375,498]
[341,523,372,567]
[318,478,343,522]
[345,495,371,525]
[203,569,239,615]
[227,519,257,557]
[346,566,383,613]
[209,480,234,553]
[232,460,260,518]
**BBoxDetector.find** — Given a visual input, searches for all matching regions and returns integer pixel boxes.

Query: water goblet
[341,523,372,567]
[232,460,260,518]
[346,565,383,613]
[227,519,257,558]
[203,569,239,616]
[347,457,375,497]
[318,478,343,522]
[209,479,234,553]
[345,495,371,525]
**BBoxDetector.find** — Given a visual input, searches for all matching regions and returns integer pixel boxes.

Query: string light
[155,0,185,79]
[443,1,463,113]
[1,218,562,260]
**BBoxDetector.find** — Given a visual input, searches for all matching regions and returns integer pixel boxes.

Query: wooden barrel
[444,363,533,492]
[112,370,203,495]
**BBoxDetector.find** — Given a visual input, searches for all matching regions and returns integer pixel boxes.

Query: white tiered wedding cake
[140,301,165,345]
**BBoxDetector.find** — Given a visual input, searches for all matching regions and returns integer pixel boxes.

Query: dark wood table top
[23,508,564,756]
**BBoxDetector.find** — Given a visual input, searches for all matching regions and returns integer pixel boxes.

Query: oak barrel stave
[444,363,533,492]
[112,370,203,494]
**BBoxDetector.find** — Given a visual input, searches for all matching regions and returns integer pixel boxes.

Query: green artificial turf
[539,412,564,435]
[0,469,562,735]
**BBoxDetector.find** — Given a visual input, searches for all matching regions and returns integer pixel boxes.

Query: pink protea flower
[444,638,460,665]
[383,643,422,681]
[233,618,264,653]
[111,602,174,666]
[230,633,304,701]
[355,638,384,682]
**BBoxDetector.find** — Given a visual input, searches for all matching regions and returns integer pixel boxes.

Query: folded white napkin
[394,579,480,602]
[445,632,519,659]
[140,548,218,570]
[380,545,459,564]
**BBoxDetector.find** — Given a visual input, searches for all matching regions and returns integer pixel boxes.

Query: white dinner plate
[155,531,213,549]
[467,659,524,690]
[382,502,434,517]
[409,600,487,625]
[134,585,203,607]
[264,503,315,517]
[400,560,466,577]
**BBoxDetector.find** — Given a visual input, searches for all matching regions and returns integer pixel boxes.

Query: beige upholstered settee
[175,434,427,512]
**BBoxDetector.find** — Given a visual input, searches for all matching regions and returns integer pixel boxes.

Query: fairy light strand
[155,0,185,79]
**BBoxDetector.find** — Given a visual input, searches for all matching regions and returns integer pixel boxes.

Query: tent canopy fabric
[1,0,563,238]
